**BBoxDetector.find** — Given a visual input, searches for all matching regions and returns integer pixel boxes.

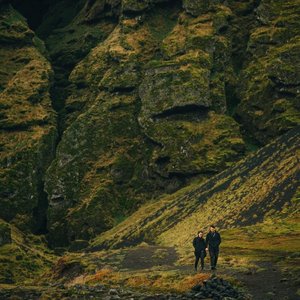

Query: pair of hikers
[192,225,221,271]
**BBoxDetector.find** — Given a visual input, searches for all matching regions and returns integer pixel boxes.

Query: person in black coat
[192,230,207,271]
[205,225,221,270]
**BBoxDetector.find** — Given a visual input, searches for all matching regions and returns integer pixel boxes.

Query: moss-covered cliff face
[0,0,299,248]
[90,126,300,250]
[236,0,300,143]
[0,4,57,233]
[0,218,54,284]
[43,0,249,246]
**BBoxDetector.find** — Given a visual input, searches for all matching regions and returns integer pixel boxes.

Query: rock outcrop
[0,219,11,246]
[236,0,300,143]
[43,0,247,246]
[0,4,57,233]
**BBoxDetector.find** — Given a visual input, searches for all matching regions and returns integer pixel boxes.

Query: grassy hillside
[0,219,55,284]
[90,126,300,251]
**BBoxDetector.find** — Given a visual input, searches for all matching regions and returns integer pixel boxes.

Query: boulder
[0,220,11,246]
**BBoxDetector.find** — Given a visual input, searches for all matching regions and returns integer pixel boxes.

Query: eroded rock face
[183,0,218,16]
[236,0,300,143]
[0,219,11,246]
[45,92,155,245]
[0,5,57,232]
[42,1,248,246]
[138,7,244,177]
[0,0,299,247]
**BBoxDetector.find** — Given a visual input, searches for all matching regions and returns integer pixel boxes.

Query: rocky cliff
[0,0,299,249]
[0,4,57,234]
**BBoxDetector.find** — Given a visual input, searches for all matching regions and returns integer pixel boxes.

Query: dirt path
[2,245,298,299]
[118,245,299,300]
[234,261,298,300]
[121,245,178,270]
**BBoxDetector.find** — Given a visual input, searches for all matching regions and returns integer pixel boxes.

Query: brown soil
[121,245,178,270]
[234,261,299,300]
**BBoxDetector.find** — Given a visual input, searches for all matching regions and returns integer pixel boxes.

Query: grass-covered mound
[0,219,55,284]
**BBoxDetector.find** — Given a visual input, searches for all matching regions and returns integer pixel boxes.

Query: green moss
[236,1,300,144]
[36,0,86,38]
[45,92,158,246]
[32,36,47,56]
[90,128,299,252]
[99,62,141,91]
[0,5,57,231]
[0,220,11,246]
[139,61,212,119]
[140,112,244,175]
[0,4,34,44]
[182,0,211,16]
[122,0,149,12]
[0,220,55,284]
[145,2,180,42]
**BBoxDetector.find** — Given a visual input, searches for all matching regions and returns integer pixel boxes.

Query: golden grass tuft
[93,268,114,281]
[125,275,154,288]
[173,273,210,292]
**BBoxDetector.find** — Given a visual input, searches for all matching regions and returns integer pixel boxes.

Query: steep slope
[90,126,300,250]
[0,218,54,284]
[0,4,57,233]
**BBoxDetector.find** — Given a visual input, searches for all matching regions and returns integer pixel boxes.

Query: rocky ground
[0,279,247,300]
[0,243,299,299]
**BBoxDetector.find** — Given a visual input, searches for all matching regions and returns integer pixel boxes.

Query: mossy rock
[139,111,245,176]
[0,4,34,45]
[237,36,300,143]
[139,61,212,118]
[122,0,170,13]
[91,127,300,250]
[183,0,223,16]
[45,93,156,246]
[43,1,249,247]
[0,5,57,232]
[0,219,11,246]
[183,0,211,16]
[99,62,141,91]
[0,221,55,284]
[68,239,90,252]
[122,0,149,12]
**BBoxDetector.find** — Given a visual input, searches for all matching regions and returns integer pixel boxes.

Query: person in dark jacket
[205,225,221,270]
[193,231,206,271]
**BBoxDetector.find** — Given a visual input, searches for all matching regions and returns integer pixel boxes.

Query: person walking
[193,230,206,271]
[205,225,221,270]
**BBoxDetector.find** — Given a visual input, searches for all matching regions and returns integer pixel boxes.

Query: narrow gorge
[0,0,299,299]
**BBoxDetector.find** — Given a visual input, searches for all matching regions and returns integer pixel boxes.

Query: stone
[183,0,211,16]
[236,0,300,144]
[69,240,90,252]
[109,295,121,300]
[139,62,212,118]
[0,220,11,246]
[0,4,57,232]
[109,288,119,295]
